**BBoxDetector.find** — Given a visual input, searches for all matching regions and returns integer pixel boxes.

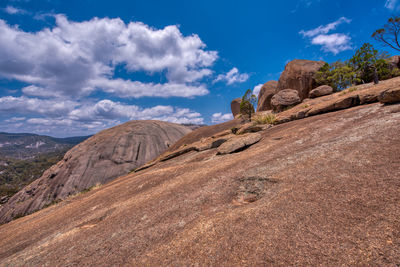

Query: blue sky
[0,0,398,137]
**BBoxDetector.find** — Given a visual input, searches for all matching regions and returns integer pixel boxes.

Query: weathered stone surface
[236,123,263,135]
[379,88,400,104]
[212,129,232,139]
[231,98,242,117]
[277,59,325,100]
[1,103,399,266]
[275,77,400,124]
[309,85,333,98]
[387,55,400,69]
[0,120,191,224]
[257,81,278,112]
[217,133,262,155]
[159,146,198,161]
[271,89,301,112]
[306,95,360,116]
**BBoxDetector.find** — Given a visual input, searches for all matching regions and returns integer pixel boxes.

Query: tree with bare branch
[372,17,400,52]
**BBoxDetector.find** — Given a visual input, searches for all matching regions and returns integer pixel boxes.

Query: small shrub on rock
[253,113,276,125]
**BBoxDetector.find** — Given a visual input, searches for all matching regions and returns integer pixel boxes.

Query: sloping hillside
[0,99,398,265]
[0,121,191,224]
[0,133,90,159]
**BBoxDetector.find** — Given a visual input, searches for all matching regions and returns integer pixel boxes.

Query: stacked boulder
[231,59,331,115]
[231,98,242,117]
[271,89,301,112]
[309,85,333,99]
[276,59,326,100]
[256,81,278,112]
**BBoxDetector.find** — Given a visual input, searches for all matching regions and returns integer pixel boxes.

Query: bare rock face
[277,59,325,100]
[257,81,278,111]
[309,85,333,98]
[271,89,301,112]
[231,98,242,117]
[0,120,191,224]
[379,88,400,104]
[387,55,400,69]
[217,133,261,155]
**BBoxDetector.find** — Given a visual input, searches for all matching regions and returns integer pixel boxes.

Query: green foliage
[240,89,257,118]
[316,43,400,91]
[0,149,67,198]
[315,61,359,91]
[348,43,394,84]
[253,113,276,125]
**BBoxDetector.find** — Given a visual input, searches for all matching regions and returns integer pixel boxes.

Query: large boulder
[277,59,325,100]
[309,85,334,98]
[271,89,301,112]
[387,56,400,70]
[231,98,242,117]
[0,120,192,224]
[217,133,262,155]
[379,88,400,104]
[257,81,278,112]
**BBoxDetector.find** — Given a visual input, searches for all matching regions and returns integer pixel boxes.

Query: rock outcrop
[217,133,262,155]
[0,97,399,265]
[274,77,400,124]
[309,85,333,98]
[387,55,400,70]
[271,89,301,112]
[0,120,191,224]
[379,87,400,104]
[256,81,278,111]
[231,98,242,117]
[277,59,325,100]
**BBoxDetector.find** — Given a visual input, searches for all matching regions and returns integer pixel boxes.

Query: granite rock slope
[0,100,399,265]
[0,120,191,224]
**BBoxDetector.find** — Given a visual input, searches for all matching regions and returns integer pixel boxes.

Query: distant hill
[0,133,90,202]
[0,132,91,159]
[180,123,207,130]
[0,121,192,222]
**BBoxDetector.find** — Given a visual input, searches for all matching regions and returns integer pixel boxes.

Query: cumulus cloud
[214,68,249,85]
[299,17,350,37]
[3,6,27,15]
[0,96,204,135]
[0,96,78,116]
[5,117,25,122]
[252,84,263,97]
[311,33,352,54]
[300,17,352,54]
[90,78,208,98]
[0,15,218,98]
[385,0,399,10]
[211,112,233,123]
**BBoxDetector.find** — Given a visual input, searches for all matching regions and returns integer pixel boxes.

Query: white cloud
[311,33,352,54]
[22,85,61,98]
[0,96,78,116]
[252,84,263,97]
[214,68,249,85]
[299,17,351,37]
[211,112,233,123]
[0,15,218,98]
[90,78,208,98]
[3,6,27,15]
[5,117,25,122]
[385,0,399,10]
[299,17,352,54]
[0,96,204,135]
